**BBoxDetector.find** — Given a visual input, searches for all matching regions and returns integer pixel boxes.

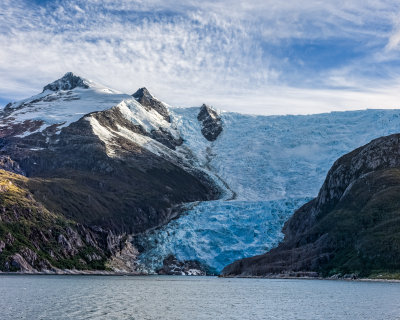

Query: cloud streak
[1,0,400,114]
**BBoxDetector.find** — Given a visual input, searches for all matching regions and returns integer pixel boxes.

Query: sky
[1,0,400,115]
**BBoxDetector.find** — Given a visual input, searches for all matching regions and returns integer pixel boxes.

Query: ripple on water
[1,275,400,320]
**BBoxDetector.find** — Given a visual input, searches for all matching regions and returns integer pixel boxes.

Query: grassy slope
[0,169,108,271]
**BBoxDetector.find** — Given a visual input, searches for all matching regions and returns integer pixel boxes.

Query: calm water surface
[1,275,400,320]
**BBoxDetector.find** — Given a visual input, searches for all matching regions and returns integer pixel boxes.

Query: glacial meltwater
[1,275,400,320]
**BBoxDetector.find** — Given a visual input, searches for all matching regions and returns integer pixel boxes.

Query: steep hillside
[0,73,221,272]
[222,134,400,278]
[0,169,136,272]
[0,74,219,234]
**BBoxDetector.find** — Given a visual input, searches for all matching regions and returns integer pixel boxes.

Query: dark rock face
[150,127,183,150]
[157,255,208,275]
[132,87,170,122]
[0,119,45,139]
[43,72,89,92]
[197,104,222,141]
[222,134,400,278]
[0,103,220,236]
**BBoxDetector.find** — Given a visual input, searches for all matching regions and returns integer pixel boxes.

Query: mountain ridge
[0,73,224,273]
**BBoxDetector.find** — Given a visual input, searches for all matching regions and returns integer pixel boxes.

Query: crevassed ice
[136,198,310,273]
[138,108,400,273]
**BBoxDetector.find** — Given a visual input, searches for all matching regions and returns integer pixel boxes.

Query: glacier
[137,108,400,273]
[135,198,310,273]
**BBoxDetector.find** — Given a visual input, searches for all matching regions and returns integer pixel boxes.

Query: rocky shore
[219,273,400,282]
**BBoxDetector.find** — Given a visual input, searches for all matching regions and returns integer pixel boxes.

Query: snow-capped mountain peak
[42,72,90,92]
[1,73,193,178]
[132,87,171,122]
[132,87,153,100]
[0,73,132,138]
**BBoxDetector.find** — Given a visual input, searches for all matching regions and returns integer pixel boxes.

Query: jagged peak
[132,87,153,100]
[42,72,90,92]
[197,103,223,141]
[198,104,219,120]
[131,87,170,122]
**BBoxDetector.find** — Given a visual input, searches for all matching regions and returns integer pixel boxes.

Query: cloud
[1,0,400,115]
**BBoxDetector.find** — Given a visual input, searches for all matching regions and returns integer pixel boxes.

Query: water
[1,275,400,320]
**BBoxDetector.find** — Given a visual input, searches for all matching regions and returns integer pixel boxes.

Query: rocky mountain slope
[221,134,400,278]
[0,73,221,272]
[197,104,223,141]
[0,169,137,272]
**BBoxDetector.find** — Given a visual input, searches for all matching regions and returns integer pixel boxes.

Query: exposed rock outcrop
[222,133,400,278]
[106,237,140,273]
[197,104,222,141]
[43,72,89,92]
[157,255,208,276]
[0,156,25,175]
[132,87,171,122]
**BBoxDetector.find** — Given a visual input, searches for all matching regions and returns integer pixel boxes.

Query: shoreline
[219,274,400,283]
[0,270,146,276]
[1,271,400,283]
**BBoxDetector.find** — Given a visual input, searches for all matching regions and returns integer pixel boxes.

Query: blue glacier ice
[137,108,400,273]
[136,198,310,273]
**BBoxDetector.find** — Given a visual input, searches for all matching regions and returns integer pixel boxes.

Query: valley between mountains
[1,72,400,277]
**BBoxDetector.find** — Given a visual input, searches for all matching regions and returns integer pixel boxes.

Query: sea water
[1,275,399,320]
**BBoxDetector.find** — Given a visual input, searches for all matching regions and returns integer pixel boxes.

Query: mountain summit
[132,87,170,122]
[0,73,221,273]
[42,72,90,92]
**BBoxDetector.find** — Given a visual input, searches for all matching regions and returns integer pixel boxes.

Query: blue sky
[1,0,400,114]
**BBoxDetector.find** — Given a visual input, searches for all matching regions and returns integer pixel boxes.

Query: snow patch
[117,99,180,140]
[87,116,116,157]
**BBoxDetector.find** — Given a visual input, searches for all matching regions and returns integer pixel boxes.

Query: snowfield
[3,82,130,136]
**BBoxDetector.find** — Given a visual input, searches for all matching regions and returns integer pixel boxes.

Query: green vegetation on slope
[313,168,400,276]
[0,169,108,271]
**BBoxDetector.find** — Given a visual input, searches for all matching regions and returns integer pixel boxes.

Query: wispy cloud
[1,0,400,114]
